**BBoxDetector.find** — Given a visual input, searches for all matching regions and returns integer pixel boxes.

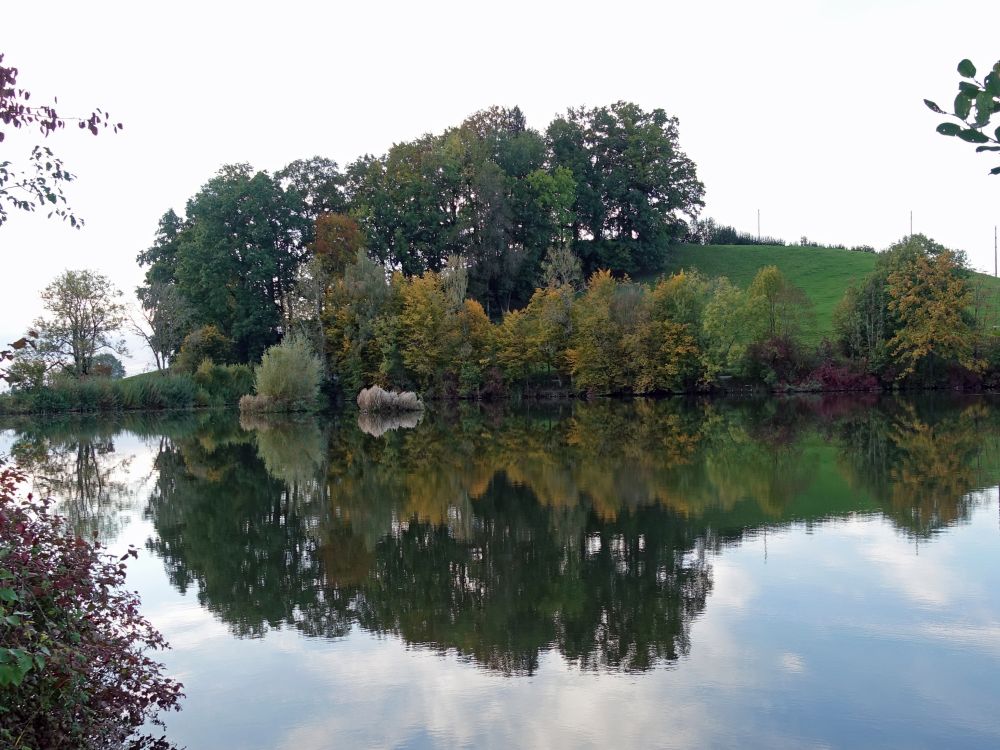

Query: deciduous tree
[33,269,127,377]
[887,248,979,378]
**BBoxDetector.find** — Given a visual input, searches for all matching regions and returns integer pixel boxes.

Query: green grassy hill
[656,244,1000,343]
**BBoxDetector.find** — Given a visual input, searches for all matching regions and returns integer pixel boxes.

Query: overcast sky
[2,0,999,373]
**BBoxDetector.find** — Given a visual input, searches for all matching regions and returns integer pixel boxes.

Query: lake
[3,394,1000,749]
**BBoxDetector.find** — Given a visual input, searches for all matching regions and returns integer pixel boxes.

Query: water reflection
[8,417,141,540]
[6,395,999,676]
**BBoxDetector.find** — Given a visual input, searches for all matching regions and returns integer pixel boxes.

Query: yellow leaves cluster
[324,257,803,397]
[886,249,979,378]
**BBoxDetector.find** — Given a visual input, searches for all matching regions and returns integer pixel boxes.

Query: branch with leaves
[0,52,122,228]
[925,58,1000,175]
[0,332,37,384]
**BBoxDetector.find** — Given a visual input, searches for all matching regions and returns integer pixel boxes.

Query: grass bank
[0,363,254,415]
[655,243,1000,343]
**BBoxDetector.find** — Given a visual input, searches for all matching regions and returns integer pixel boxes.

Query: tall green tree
[547,102,705,275]
[275,156,347,246]
[160,165,305,361]
[346,135,463,276]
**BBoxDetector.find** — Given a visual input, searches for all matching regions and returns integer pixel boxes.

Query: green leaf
[958,58,977,77]
[985,72,1000,96]
[991,166,1000,175]
[924,99,944,114]
[975,145,1000,152]
[936,122,962,136]
[975,92,993,126]
[955,94,972,119]
[958,128,990,143]
[959,81,980,97]
[0,588,17,602]
[13,650,32,676]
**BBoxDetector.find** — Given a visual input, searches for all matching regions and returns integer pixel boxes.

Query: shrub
[744,335,808,385]
[356,384,424,413]
[240,336,322,413]
[805,360,880,391]
[91,353,126,379]
[174,325,234,373]
[193,360,255,406]
[0,464,183,748]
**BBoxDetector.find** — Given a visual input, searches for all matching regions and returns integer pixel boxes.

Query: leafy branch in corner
[925,58,1000,175]
[0,52,122,228]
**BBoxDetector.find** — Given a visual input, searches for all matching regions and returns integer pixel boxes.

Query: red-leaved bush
[806,361,880,392]
[0,464,182,749]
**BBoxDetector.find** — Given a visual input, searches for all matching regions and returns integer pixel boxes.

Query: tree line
[6,102,999,406]
[5,232,996,408]
[133,102,705,367]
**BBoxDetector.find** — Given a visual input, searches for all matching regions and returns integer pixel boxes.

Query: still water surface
[3,395,1000,749]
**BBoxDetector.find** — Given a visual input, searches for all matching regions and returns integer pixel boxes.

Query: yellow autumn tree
[625,272,707,393]
[887,248,979,379]
[701,278,750,381]
[567,271,633,394]
[626,319,702,393]
[454,298,496,396]
[648,269,710,329]
[745,265,813,341]
[496,307,534,384]
[497,286,574,388]
[398,272,456,393]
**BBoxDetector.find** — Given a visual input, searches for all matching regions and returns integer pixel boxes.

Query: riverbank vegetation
[5,102,1000,413]
[0,363,254,414]
[239,336,322,413]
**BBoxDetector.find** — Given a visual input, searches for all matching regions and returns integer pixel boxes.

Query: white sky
[2,0,999,373]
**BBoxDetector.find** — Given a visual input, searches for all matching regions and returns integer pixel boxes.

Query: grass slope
[658,244,1000,343]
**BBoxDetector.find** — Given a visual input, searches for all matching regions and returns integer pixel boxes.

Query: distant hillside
[658,244,1000,343]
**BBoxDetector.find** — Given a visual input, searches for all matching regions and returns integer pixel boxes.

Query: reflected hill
[10,395,1000,674]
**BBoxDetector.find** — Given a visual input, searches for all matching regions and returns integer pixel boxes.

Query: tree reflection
[9,422,135,541]
[144,420,351,639]
[10,393,999,675]
[835,396,998,537]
